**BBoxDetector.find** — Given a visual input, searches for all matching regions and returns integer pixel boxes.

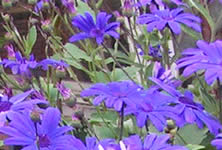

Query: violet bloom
[211,133,222,149]
[34,0,50,12]
[70,137,120,150]
[149,62,181,92]
[1,52,38,77]
[61,0,76,13]
[69,12,120,45]
[0,107,73,149]
[56,82,71,100]
[0,90,47,126]
[149,78,222,135]
[125,92,183,131]
[4,44,15,58]
[38,58,69,70]
[137,8,201,34]
[148,45,162,58]
[121,134,187,150]
[81,81,143,111]
[177,40,222,85]
[134,0,184,7]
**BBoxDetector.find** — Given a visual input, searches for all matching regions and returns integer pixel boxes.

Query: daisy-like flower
[0,89,47,126]
[137,8,201,34]
[69,12,120,45]
[81,81,143,111]
[38,58,69,70]
[151,62,181,90]
[0,107,73,150]
[61,0,76,13]
[149,78,222,135]
[70,137,120,150]
[1,52,38,77]
[34,0,50,12]
[56,82,71,100]
[121,134,188,150]
[211,133,222,149]
[177,40,222,85]
[125,92,183,131]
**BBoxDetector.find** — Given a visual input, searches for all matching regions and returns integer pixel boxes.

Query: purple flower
[149,62,181,92]
[137,8,201,34]
[4,44,15,58]
[81,81,143,111]
[211,133,222,149]
[177,40,222,85]
[34,0,50,12]
[56,82,71,100]
[69,12,120,45]
[0,107,73,149]
[149,79,222,135]
[1,52,38,77]
[125,92,183,131]
[148,45,162,58]
[121,134,187,150]
[70,137,120,150]
[0,89,47,126]
[61,0,76,13]
[38,58,69,70]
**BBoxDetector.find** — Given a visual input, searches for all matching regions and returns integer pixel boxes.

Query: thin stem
[102,43,136,83]
[127,17,144,85]
[119,104,125,141]
[217,78,222,123]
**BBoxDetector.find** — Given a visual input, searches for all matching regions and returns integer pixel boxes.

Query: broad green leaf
[64,43,92,62]
[111,66,140,81]
[175,124,208,145]
[25,26,37,55]
[76,0,95,17]
[188,0,215,39]
[181,24,202,40]
[186,144,205,150]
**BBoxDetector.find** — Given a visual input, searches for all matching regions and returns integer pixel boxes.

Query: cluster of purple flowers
[1,0,222,149]
[1,51,68,77]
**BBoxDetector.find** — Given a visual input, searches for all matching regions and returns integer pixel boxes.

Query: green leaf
[181,24,202,40]
[64,43,92,62]
[188,0,215,38]
[111,66,140,81]
[175,124,208,145]
[76,0,95,17]
[25,26,37,55]
[186,144,205,150]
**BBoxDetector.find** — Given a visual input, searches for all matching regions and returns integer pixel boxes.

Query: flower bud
[2,0,13,8]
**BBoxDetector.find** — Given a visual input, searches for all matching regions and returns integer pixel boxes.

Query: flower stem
[216,78,222,123]
[119,103,125,141]
[102,43,136,83]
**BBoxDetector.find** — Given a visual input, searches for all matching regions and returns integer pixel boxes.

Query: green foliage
[24,26,37,56]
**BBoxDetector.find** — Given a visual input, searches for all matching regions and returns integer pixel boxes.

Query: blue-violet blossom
[121,134,188,150]
[211,133,222,150]
[137,8,201,34]
[1,52,38,77]
[69,12,120,45]
[81,81,143,111]
[0,107,73,149]
[177,40,222,85]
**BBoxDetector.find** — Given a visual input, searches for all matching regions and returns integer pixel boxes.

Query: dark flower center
[0,101,12,112]
[38,135,51,148]
[90,28,104,37]
[179,97,203,110]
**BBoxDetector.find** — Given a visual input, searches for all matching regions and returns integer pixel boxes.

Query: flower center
[38,135,51,148]
[0,101,12,112]
[179,97,203,110]
[90,28,104,37]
